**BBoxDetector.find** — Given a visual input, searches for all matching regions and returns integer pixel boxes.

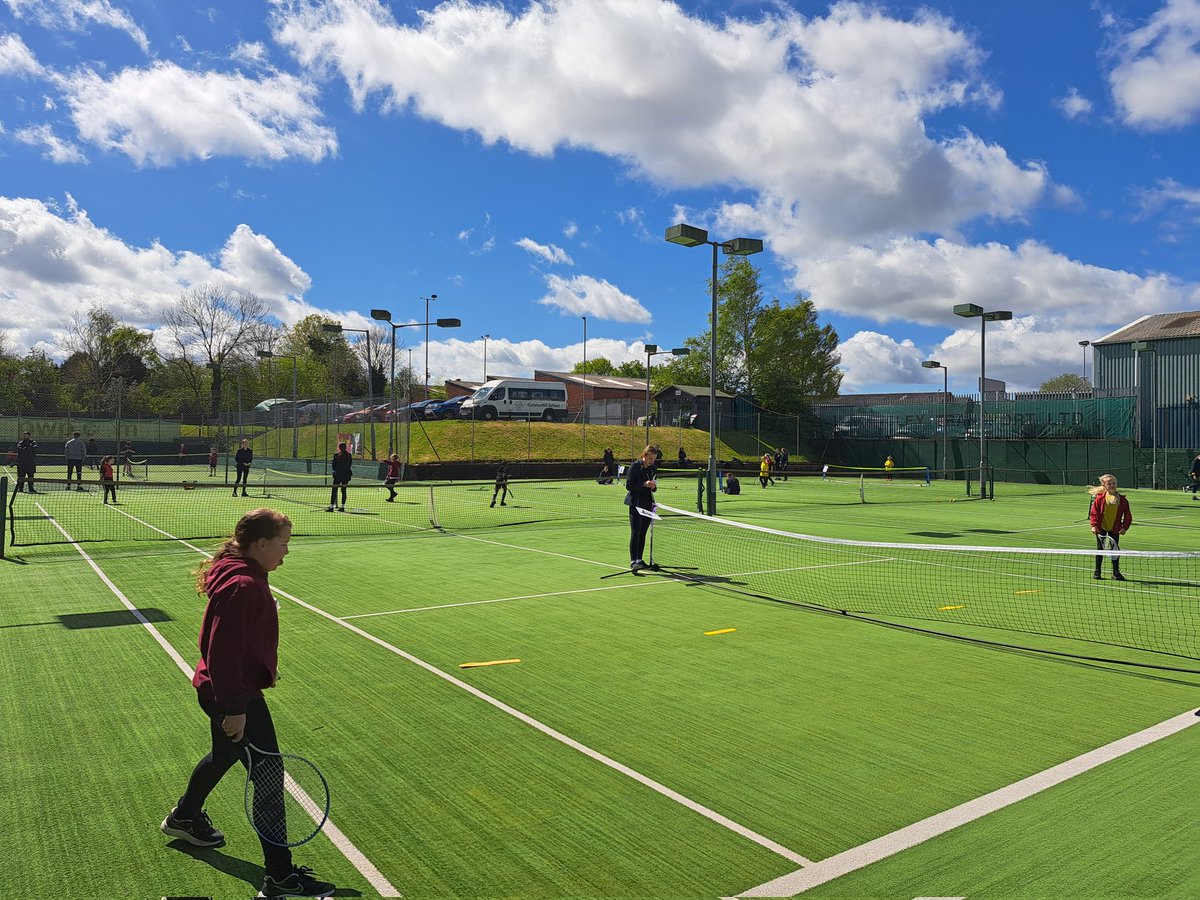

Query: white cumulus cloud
[515,237,573,265]
[536,273,651,323]
[1108,0,1200,129]
[14,122,86,163]
[0,32,43,77]
[3,0,150,53]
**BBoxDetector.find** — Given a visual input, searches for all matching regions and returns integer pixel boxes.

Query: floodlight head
[370,308,392,322]
[665,223,708,247]
[320,324,343,334]
[982,310,1012,322]
[431,294,437,300]
[722,237,764,256]
[671,347,691,356]
[921,360,942,369]
[435,318,461,328]
[255,349,273,358]
[953,303,983,318]
[1079,339,1090,347]
[644,343,659,355]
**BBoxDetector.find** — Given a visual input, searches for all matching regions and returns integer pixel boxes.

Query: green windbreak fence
[810,394,1135,441]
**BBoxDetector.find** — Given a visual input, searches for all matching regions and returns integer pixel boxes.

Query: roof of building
[534,370,648,391]
[654,384,737,400]
[1095,310,1200,344]
[812,392,954,406]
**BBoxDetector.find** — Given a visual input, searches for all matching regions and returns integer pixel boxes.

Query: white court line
[107,505,812,868]
[737,708,1200,897]
[343,579,674,618]
[62,503,402,898]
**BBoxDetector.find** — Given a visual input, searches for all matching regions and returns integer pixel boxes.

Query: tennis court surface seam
[101,504,816,869]
[38,503,403,898]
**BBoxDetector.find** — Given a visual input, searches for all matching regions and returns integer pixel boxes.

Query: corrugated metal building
[1094,310,1200,447]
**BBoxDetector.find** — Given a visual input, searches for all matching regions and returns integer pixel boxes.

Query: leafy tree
[614,359,647,378]
[672,257,842,415]
[1039,373,1090,392]
[572,357,615,375]
[58,306,160,414]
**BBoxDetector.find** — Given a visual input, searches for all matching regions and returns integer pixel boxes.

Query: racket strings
[245,750,330,847]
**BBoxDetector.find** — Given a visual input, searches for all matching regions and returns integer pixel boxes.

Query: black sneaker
[258,865,335,898]
[1093,572,1102,580]
[160,807,224,847]
[1112,571,1126,581]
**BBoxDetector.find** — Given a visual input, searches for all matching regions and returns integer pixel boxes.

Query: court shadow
[910,531,962,539]
[165,840,261,891]
[0,608,172,630]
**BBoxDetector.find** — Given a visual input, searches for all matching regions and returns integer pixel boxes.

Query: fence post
[0,475,7,558]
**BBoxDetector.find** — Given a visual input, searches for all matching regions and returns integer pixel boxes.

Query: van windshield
[470,387,492,400]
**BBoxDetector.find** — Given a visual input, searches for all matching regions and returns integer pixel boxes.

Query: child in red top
[383,452,401,501]
[99,456,117,504]
[208,446,218,476]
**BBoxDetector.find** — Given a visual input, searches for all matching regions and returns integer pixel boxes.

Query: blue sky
[1,0,1198,395]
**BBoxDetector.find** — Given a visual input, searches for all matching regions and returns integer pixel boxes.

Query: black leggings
[234,465,250,491]
[102,482,117,503]
[178,694,292,878]
[1094,530,1122,573]
[67,462,83,483]
[629,505,652,562]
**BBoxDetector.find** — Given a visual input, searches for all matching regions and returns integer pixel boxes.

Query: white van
[461,379,569,422]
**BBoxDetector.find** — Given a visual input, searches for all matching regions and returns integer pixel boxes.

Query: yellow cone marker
[704,628,737,636]
[459,659,521,668]
[938,605,966,611]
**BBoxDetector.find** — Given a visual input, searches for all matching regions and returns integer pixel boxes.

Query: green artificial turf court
[2,467,1198,899]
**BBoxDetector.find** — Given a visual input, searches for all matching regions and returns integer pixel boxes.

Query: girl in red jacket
[161,508,334,899]
[1088,473,1132,580]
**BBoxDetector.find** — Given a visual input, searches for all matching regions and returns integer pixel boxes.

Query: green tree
[678,257,842,414]
[572,357,615,375]
[58,306,160,414]
[614,359,647,378]
[1039,373,1090,392]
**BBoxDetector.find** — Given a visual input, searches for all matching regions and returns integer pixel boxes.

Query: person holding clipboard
[625,445,658,571]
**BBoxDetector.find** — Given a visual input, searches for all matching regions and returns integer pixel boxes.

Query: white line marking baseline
[107,506,812,868]
[738,708,1199,897]
[343,578,674,618]
[55,504,403,898]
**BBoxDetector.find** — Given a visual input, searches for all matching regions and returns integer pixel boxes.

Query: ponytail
[194,507,292,593]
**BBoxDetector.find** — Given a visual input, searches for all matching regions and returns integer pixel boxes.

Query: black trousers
[330,478,349,507]
[629,505,652,562]
[178,694,292,878]
[234,465,250,491]
[15,465,35,491]
[491,483,508,504]
[67,462,83,483]
[102,482,117,503]
[1094,530,1122,573]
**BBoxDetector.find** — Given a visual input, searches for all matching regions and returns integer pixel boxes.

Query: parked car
[895,420,936,440]
[461,379,569,421]
[424,396,467,420]
[405,399,442,420]
[342,402,396,424]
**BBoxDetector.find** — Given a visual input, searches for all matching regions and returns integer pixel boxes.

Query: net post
[0,475,7,559]
[696,468,704,514]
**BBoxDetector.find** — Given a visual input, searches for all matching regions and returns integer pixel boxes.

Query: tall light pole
[1079,339,1091,385]
[321,323,375,460]
[255,349,299,458]
[372,308,461,457]
[581,316,587,458]
[666,223,763,516]
[953,304,1012,499]
[1133,341,1156,487]
[421,293,437,400]
[481,334,490,383]
[645,344,691,447]
[921,360,948,481]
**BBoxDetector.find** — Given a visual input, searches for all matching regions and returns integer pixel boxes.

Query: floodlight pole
[481,334,490,383]
[666,224,763,515]
[644,344,691,448]
[421,294,437,400]
[953,304,1011,499]
[255,349,299,458]
[372,309,462,458]
[921,360,948,480]
[322,323,375,460]
[1079,339,1090,384]
[582,316,587,460]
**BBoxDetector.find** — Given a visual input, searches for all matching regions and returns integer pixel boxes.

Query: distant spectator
[327,442,353,511]
[122,442,136,478]
[64,431,86,490]
[233,439,252,497]
[15,431,38,493]
[490,461,510,507]
[99,456,117,505]
[597,461,615,485]
[602,448,616,475]
[723,472,741,495]
[774,447,788,481]
[1189,452,1200,499]
[678,447,688,467]
[208,446,218,477]
[179,442,187,464]
[759,454,771,489]
[86,436,98,470]
[884,455,895,482]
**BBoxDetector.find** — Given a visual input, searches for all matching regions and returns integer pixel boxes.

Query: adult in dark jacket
[64,431,86,489]
[15,431,38,493]
[1189,453,1200,498]
[490,461,509,507]
[625,445,658,571]
[233,439,253,497]
[327,442,353,511]
[160,508,334,900]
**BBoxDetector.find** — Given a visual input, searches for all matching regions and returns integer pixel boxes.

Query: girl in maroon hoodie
[161,508,334,898]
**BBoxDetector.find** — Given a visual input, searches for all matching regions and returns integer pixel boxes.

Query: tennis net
[646,504,1200,672]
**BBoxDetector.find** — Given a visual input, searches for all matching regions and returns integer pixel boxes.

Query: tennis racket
[1101,533,1119,562]
[242,742,330,848]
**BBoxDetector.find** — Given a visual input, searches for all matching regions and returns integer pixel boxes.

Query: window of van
[491,388,505,400]
[471,387,491,400]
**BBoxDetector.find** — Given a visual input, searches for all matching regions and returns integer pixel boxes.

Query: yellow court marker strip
[459,659,521,668]
[938,605,966,611]
[704,628,737,636]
